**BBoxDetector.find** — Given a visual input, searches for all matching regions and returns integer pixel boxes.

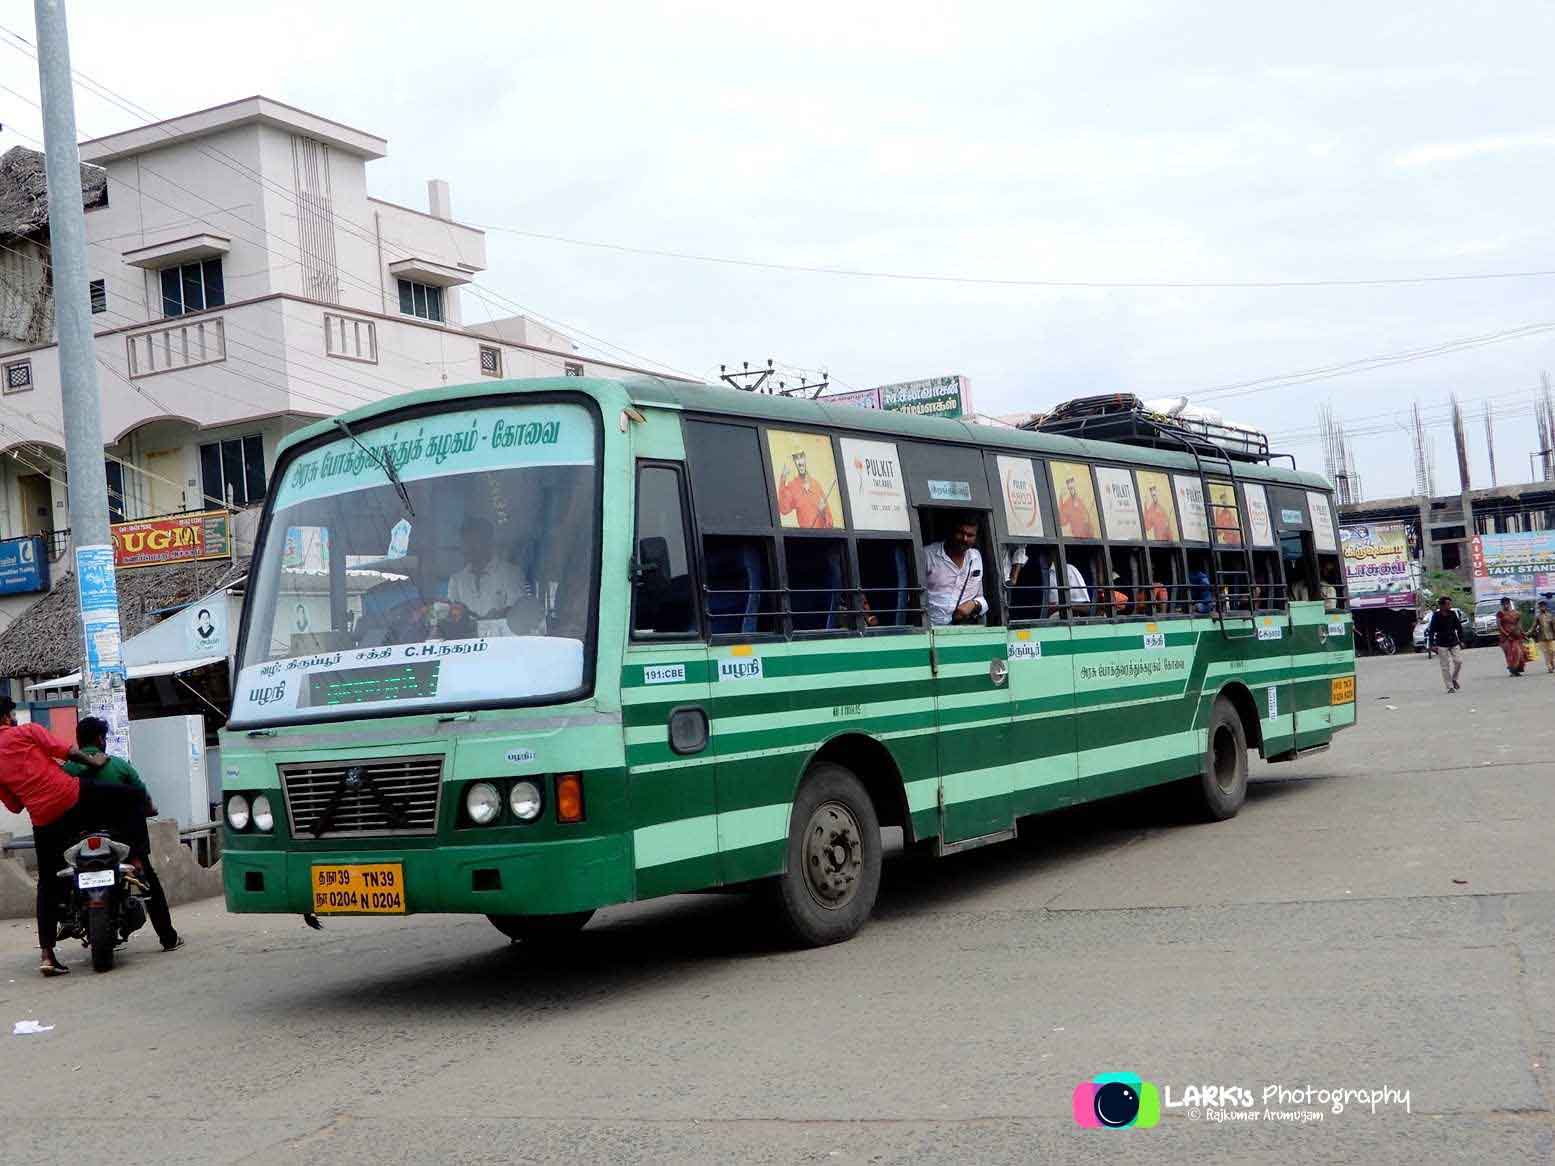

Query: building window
[89,279,107,314]
[479,345,502,377]
[3,360,32,394]
[564,361,585,377]
[161,258,225,317]
[200,433,266,508]
[105,459,125,523]
[397,279,444,322]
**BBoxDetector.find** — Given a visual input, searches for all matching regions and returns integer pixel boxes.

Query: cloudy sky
[2,0,1553,498]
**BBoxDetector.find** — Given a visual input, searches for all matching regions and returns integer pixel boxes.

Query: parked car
[1472,600,1502,641]
[1413,607,1473,651]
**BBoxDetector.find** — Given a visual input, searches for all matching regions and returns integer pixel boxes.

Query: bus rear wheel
[769,763,882,947]
[1190,695,1248,821]
[487,910,595,944]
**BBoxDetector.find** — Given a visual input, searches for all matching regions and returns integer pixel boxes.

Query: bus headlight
[226,794,250,832]
[251,795,274,833]
[465,782,502,826]
[508,780,543,822]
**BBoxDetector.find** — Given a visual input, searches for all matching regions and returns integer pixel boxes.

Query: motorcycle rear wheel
[87,907,116,973]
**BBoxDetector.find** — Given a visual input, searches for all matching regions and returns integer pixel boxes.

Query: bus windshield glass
[232,400,597,724]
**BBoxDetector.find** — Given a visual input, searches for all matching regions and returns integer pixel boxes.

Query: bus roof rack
[1019,393,1282,465]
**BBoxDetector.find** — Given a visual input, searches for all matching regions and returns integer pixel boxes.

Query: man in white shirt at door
[447,516,529,624]
[924,515,987,626]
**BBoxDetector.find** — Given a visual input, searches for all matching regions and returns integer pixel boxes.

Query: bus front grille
[279,755,443,838]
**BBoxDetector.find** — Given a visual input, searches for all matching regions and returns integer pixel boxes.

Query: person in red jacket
[0,697,171,976]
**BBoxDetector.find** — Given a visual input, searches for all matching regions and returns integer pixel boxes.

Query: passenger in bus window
[448,516,529,625]
[1189,566,1215,614]
[1045,559,1090,618]
[924,515,986,625]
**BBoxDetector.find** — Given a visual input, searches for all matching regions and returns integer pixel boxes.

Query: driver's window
[633,464,698,637]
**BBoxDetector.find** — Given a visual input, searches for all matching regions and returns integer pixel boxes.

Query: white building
[0,96,688,672]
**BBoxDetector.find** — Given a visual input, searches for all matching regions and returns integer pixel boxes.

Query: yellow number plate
[1330,676,1356,705]
[311,863,405,914]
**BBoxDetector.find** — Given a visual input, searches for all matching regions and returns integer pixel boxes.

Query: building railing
[125,315,227,379]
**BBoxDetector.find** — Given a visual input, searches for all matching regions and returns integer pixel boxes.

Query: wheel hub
[803,800,864,910]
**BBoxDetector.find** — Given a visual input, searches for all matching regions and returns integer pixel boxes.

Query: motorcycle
[56,831,148,973]
[1371,628,1397,656]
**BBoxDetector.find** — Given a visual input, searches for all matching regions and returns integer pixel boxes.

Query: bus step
[936,825,1018,857]
[1265,743,1331,764]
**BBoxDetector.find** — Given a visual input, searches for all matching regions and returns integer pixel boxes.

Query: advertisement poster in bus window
[996,455,1044,538]
[840,437,909,531]
[1307,491,1338,552]
[1243,483,1275,547]
[1136,471,1179,542]
[1094,466,1143,541]
[1049,462,1100,539]
[1208,481,1243,546]
[767,429,843,529]
[1172,474,1210,541]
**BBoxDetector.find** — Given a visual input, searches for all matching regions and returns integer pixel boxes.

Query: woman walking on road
[1534,600,1555,674]
[1496,597,1528,676]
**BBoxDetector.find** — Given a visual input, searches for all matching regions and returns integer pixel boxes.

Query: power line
[473,222,1555,292]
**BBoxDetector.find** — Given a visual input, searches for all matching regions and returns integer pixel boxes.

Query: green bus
[221,378,1356,945]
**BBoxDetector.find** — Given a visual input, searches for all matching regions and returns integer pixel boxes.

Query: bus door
[924,511,1016,849]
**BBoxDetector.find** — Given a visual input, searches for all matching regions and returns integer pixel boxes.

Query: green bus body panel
[223,378,1356,919]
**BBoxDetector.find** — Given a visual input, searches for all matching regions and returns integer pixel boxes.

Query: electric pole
[34,0,131,756]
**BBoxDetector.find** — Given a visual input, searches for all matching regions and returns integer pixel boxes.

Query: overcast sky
[3,0,1553,498]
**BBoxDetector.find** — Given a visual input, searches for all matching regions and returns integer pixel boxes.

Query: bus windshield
[231,400,598,724]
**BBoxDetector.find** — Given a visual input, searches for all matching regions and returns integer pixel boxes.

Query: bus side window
[703,535,778,636]
[1281,532,1318,602]
[858,539,921,628]
[1007,543,1057,624]
[1185,548,1215,614]
[1108,546,1148,619]
[785,537,850,633]
[1316,552,1345,612]
[632,465,698,638]
[1147,546,1184,618]
[1250,549,1284,613]
[1063,547,1106,620]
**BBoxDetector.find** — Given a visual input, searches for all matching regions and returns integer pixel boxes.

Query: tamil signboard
[1470,531,1555,602]
[112,510,232,569]
[0,534,48,595]
[822,375,970,420]
[1340,523,1416,609]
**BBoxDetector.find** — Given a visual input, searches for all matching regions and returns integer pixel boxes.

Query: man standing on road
[1426,595,1468,693]
[0,698,175,977]
[62,717,179,954]
[1533,600,1555,674]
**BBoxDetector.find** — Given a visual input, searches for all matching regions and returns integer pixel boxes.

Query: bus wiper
[333,418,415,518]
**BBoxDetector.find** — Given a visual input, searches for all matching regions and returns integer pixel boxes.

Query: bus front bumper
[223,834,634,917]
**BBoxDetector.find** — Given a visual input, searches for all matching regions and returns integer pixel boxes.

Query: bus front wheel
[1191,696,1249,821]
[768,763,882,947]
[487,911,595,944]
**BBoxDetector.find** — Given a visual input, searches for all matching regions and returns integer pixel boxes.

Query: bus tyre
[1193,696,1249,821]
[770,763,882,947]
[487,910,595,944]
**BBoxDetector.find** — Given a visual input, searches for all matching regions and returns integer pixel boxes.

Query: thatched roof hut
[0,145,108,239]
[0,557,247,680]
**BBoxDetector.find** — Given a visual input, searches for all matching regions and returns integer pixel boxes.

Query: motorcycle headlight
[251,794,274,833]
[226,794,251,832]
[465,782,501,826]
[508,780,543,822]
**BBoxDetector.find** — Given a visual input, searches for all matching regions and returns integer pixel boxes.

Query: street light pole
[33,0,131,756]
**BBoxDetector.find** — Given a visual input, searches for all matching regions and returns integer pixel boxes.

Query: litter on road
[13,1020,54,1035]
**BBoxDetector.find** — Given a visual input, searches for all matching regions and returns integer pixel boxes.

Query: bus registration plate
[1330,677,1355,705]
[311,863,406,914]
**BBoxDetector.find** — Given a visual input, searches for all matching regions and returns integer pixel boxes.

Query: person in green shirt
[62,718,181,951]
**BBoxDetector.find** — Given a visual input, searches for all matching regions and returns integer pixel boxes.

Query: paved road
[1,652,1551,1165]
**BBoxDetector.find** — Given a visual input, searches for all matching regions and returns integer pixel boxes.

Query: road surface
[1,652,1551,1164]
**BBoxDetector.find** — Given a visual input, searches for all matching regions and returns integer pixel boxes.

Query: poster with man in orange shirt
[1049,461,1100,539]
[768,429,843,529]
[1137,470,1179,541]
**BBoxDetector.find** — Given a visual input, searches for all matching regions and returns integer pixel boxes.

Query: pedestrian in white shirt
[924,516,987,626]
[447,517,529,621]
